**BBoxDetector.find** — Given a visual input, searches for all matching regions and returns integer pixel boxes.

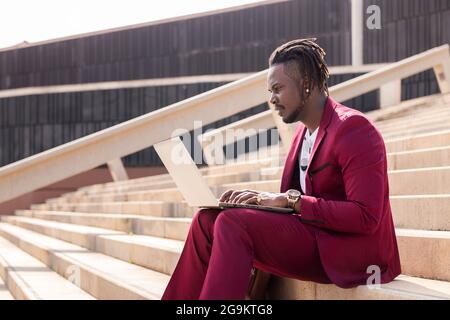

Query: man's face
[267,63,305,124]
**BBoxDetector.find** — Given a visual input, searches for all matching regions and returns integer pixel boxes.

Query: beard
[282,88,308,123]
[282,107,301,123]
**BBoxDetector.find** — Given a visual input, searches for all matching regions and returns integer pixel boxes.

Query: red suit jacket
[280,96,401,288]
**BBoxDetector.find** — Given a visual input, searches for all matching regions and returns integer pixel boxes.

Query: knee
[192,208,220,230]
[213,209,244,232]
[213,209,252,245]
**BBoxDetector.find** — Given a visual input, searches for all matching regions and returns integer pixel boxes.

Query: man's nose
[269,93,277,105]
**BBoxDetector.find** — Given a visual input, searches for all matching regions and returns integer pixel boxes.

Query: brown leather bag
[245,267,272,300]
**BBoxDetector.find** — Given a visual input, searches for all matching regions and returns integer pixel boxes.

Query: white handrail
[0,70,268,203]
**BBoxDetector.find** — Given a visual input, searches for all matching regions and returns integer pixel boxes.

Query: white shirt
[299,127,319,194]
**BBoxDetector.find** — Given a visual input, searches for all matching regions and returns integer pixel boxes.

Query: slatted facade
[0,0,351,89]
[363,0,450,99]
[0,0,448,166]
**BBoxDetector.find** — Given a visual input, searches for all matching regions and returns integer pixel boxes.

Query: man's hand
[219,189,288,208]
[245,191,288,208]
[219,189,260,204]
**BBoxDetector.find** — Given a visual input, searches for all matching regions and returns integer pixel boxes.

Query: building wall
[363,0,450,99]
[0,0,351,89]
[0,0,448,167]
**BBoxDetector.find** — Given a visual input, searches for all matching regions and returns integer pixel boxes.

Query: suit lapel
[280,125,306,193]
[280,96,337,194]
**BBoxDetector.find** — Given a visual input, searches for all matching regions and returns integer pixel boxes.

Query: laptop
[154,137,294,214]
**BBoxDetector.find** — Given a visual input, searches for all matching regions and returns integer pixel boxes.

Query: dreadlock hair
[269,38,330,96]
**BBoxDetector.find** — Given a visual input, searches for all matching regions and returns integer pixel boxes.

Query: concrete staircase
[1,93,450,299]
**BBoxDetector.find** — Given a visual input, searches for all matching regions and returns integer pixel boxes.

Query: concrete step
[63,170,267,201]
[26,195,450,231]
[1,216,184,276]
[267,274,450,300]
[385,129,450,152]
[390,195,450,231]
[33,201,197,218]
[16,209,191,241]
[375,103,450,130]
[3,215,450,282]
[218,166,450,196]
[368,93,450,125]
[20,194,450,235]
[0,223,170,300]
[396,228,450,282]
[387,146,450,170]
[74,158,280,197]
[61,145,450,201]
[0,274,14,300]
[0,236,94,300]
[78,152,282,194]
[45,165,450,208]
[73,115,450,197]
[62,128,450,200]
[382,122,450,140]
[53,146,450,204]
[376,107,450,132]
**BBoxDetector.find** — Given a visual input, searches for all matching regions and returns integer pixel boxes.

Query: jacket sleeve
[299,115,388,235]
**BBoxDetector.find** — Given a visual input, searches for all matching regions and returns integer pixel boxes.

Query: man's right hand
[219,189,260,204]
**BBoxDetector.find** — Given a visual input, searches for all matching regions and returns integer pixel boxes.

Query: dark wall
[0,0,351,90]
[1,0,448,167]
[363,0,450,99]
[0,72,377,167]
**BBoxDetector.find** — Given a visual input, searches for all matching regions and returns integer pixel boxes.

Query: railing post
[433,57,450,94]
[379,80,402,108]
[107,158,129,182]
[268,101,297,153]
[351,0,364,66]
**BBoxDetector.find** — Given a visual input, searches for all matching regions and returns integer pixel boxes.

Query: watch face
[287,189,301,198]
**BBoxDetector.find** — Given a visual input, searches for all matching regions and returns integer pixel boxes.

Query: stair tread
[0,236,94,300]
[2,216,185,253]
[18,209,192,223]
[0,272,14,300]
[0,223,170,299]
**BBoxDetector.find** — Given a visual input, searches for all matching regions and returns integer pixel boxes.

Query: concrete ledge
[0,223,170,300]
[0,274,14,300]
[15,210,191,241]
[1,216,184,276]
[0,236,94,300]
[2,216,449,282]
[267,275,450,300]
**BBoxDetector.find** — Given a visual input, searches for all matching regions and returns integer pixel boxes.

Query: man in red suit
[162,38,401,300]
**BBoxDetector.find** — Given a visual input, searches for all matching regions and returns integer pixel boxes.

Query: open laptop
[154,137,294,214]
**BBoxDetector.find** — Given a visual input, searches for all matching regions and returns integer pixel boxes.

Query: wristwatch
[286,189,301,210]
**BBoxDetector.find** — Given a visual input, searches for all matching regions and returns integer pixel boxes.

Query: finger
[232,190,258,204]
[229,190,246,203]
[243,196,258,204]
[219,189,234,202]
[234,192,256,204]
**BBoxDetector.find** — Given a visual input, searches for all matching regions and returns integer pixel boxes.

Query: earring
[306,88,310,93]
